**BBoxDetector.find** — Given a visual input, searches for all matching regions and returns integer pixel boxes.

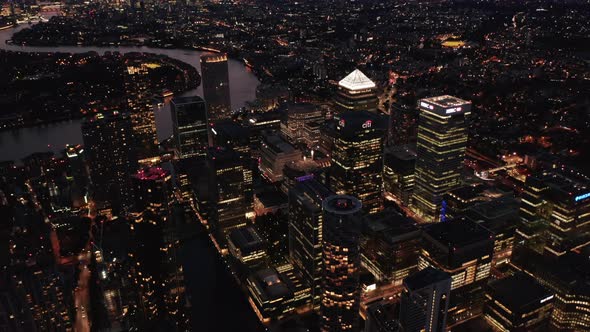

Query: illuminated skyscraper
[330,110,385,214]
[200,54,231,121]
[419,219,494,327]
[82,111,138,213]
[399,267,451,332]
[411,95,471,222]
[288,178,334,309]
[333,69,378,113]
[207,147,248,239]
[170,96,209,158]
[320,195,363,332]
[125,63,159,160]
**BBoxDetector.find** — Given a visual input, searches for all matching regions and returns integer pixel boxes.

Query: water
[0,24,260,162]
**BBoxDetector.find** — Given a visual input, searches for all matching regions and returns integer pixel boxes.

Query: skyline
[1,1,589,332]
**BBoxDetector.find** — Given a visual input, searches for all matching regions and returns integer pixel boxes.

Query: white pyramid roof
[338,69,376,91]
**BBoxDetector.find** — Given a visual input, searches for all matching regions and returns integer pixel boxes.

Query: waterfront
[0,24,260,162]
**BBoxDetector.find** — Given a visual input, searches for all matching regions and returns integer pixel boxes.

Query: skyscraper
[170,96,209,158]
[399,267,451,332]
[125,63,159,160]
[207,147,248,239]
[330,110,385,214]
[419,219,494,327]
[200,53,231,121]
[411,95,471,222]
[288,178,334,309]
[82,111,138,213]
[320,195,363,332]
[333,69,378,113]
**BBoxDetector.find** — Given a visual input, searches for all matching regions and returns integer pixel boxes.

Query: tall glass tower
[200,54,231,121]
[320,195,363,332]
[170,96,209,158]
[411,95,471,222]
[330,110,385,214]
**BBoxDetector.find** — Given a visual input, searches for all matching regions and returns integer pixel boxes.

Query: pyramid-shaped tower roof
[338,69,376,91]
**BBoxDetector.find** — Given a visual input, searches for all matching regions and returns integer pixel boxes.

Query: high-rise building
[288,178,334,309]
[320,195,363,332]
[200,54,231,121]
[82,111,138,213]
[361,208,421,285]
[330,111,385,214]
[511,249,590,331]
[515,171,590,256]
[125,63,159,160]
[333,69,378,113]
[483,273,553,332]
[419,219,494,327]
[383,144,416,206]
[260,133,302,183]
[170,96,209,158]
[280,103,325,145]
[411,95,471,222]
[129,166,189,329]
[207,147,249,239]
[399,267,451,332]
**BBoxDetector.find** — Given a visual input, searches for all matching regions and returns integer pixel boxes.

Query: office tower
[130,167,189,329]
[411,95,471,222]
[540,173,590,256]
[82,111,138,213]
[320,195,363,332]
[246,266,312,324]
[361,208,421,286]
[399,267,451,332]
[125,63,158,160]
[260,133,302,183]
[280,103,325,145]
[207,147,248,239]
[333,69,378,113]
[210,120,254,206]
[330,110,385,214]
[200,53,231,121]
[288,178,334,309]
[516,176,549,250]
[170,96,209,158]
[227,226,268,266]
[383,144,416,206]
[511,250,590,330]
[419,219,494,327]
[131,166,174,217]
[484,274,553,332]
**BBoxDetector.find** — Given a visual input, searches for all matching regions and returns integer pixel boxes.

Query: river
[0,24,260,162]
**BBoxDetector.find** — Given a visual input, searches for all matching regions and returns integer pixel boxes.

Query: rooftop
[338,69,376,91]
[404,267,451,291]
[171,95,205,105]
[229,226,265,253]
[419,95,472,116]
[423,219,493,249]
[488,274,553,311]
[133,167,170,181]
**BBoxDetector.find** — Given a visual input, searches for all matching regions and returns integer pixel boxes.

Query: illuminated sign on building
[575,192,590,202]
[445,107,462,114]
[338,119,346,128]
[420,102,434,110]
[540,295,554,304]
[362,120,372,129]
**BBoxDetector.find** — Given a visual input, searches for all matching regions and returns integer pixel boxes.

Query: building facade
[411,95,471,222]
[171,96,209,158]
[320,195,363,332]
[200,54,231,121]
[329,111,385,214]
